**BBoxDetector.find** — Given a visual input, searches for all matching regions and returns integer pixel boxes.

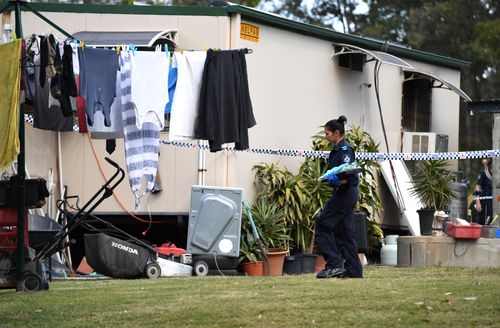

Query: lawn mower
[36,157,192,282]
[2,157,191,292]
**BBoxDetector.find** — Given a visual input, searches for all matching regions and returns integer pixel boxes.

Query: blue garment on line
[165,65,178,114]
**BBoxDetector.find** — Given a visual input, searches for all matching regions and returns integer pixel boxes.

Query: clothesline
[11,35,257,209]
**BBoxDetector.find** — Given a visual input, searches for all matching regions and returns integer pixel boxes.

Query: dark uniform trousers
[315,185,363,278]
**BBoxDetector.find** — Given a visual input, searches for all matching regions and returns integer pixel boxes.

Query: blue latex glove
[318,162,350,181]
[328,174,340,188]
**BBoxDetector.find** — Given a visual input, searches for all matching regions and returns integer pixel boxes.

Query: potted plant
[240,199,290,276]
[239,206,266,276]
[410,160,456,236]
[249,199,290,276]
[252,162,311,274]
[252,125,385,271]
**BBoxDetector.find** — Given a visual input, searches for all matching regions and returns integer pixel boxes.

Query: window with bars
[401,77,432,132]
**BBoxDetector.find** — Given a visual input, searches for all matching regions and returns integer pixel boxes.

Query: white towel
[120,51,160,209]
[129,51,169,129]
[168,51,207,141]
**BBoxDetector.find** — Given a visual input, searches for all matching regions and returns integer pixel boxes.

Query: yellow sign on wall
[240,23,260,43]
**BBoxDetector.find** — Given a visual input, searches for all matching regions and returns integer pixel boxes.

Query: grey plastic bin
[187,185,243,258]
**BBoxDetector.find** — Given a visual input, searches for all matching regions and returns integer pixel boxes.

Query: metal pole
[12,0,26,292]
[493,114,500,222]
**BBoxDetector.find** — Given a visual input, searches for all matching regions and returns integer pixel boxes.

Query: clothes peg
[116,45,121,55]
[129,44,137,55]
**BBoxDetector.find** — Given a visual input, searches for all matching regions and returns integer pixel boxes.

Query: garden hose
[242,200,269,272]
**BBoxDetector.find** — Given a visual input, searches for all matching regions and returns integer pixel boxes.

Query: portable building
[4,3,470,238]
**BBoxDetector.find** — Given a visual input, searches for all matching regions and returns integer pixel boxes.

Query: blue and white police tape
[473,196,494,200]
[160,139,499,161]
[22,114,500,161]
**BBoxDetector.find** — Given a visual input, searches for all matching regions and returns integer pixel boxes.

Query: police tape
[23,114,500,161]
[473,196,494,200]
[159,140,500,161]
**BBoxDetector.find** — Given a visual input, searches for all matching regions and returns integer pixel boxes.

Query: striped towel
[120,51,160,210]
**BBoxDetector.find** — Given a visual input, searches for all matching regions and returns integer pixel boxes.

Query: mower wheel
[145,262,161,279]
[193,260,209,276]
[21,272,44,292]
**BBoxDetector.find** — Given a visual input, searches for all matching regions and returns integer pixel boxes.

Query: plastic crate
[0,208,29,250]
[445,223,481,239]
[480,226,498,238]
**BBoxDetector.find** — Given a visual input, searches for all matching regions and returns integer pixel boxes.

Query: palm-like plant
[253,162,310,228]
[410,160,456,210]
[240,198,290,264]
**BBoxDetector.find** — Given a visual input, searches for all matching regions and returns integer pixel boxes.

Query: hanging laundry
[56,43,78,117]
[78,47,119,128]
[120,51,160,209]
[38,35,48,87]
[0,39,22,169]
[67,42,87,133]
[233,49,256,150]
[168,51,207,141]
[129,51,169,129]
[164,54,178,115]
[32,51,73,132]
[89,70,124,139]
[46,34,58,79]
[195,49,256,152]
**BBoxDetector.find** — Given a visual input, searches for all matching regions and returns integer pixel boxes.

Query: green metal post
[12,0,26,292]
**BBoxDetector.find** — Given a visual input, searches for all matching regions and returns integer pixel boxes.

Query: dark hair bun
[338,115,347,125]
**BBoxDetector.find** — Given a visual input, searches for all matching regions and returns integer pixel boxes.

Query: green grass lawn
[0,266,499,327]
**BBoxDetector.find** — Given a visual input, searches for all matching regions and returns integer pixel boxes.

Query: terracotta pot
[241,261,263,276]
[314,254,326,273]
[263,248,287,276]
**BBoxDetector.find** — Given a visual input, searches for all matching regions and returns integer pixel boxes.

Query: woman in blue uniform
[315,115,363,279]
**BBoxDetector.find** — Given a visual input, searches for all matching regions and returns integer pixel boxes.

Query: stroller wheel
[21,272,44,292]
[193,260,209,276]
[145,262,161,279]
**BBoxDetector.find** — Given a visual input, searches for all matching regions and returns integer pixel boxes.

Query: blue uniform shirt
[328,139,359,189]
[476,171,492,196]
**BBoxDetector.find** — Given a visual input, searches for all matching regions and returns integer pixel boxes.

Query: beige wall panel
[19,12,87,36]
[20,12,228,50]
[234,22,411,201]
[84,14,178,32]
[170,146,198,212]
[176,16,229,49]
[59,132,85,204]
[24,125,59,215]
[204,151,229,187]
[25,125,58,179]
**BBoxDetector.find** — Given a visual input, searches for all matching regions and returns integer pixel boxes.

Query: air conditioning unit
[402,132,448,153]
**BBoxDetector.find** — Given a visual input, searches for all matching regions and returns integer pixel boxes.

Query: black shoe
[316,267,347,279]
[316,269,328,279]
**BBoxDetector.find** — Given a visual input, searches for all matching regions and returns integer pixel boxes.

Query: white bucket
[380,235,398,266]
